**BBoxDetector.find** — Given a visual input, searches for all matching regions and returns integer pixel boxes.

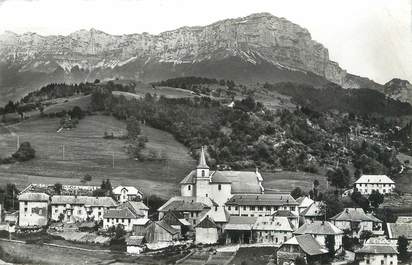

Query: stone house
[299,201,325,224]
[355,238,398,265]
[18,192,50,227]
[144,219,180,243]
[103,201,149,231]
[330,208,383,236]
[112,186,143,203]
[294,220,344,251]
[252,216,294,245]
[195,215,219,244]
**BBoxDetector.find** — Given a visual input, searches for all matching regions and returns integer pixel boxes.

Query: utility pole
[112,151,115,168]
[62,145,65,160]
[16,135,19,150]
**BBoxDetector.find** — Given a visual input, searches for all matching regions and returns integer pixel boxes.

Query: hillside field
[0,115,195,198]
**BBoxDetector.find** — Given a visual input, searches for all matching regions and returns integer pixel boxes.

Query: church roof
[158,196,214,212]
[197,146,209,169]
[179,170,264,194]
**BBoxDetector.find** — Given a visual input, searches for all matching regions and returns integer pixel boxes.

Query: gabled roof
[355,175,395,184]
[296,196,314,208]
[18,192,49,202]
[155,220,180,235]
[112,186,142,196]
[300,201,324,217]
[119,201,148,216]
[206,207,230,223]
[387,223,412,239]
[282,235,328,256]
[226,193,297,206]
[195,216,218,229]
[126,235,145,246]
[161,211,189,227]
[158,196,214,212]
[294,221,343,235]
[330,208,382,223]
[51,195,117,207]
[252,216,293,232]
[180,170,264,194]
[272,210,298,219]
[356,245,398,255]
[104,208,137,219]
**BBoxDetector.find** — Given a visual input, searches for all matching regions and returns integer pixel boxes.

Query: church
[179,147,264,206]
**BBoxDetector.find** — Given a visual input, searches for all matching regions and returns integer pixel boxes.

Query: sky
[0,0,411,84]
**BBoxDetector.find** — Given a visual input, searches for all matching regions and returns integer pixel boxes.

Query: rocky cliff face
[384,78,412,104]
[0,13,349,85]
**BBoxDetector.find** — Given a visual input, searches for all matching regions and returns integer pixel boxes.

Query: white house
[112,186,143,203]
[299,201,325,224]
[179,147,264,206]
[51,195,117,222]
[355,175,395,195]
[296,196,314,214]
[355,238,398,265]
[294,221,344,251]
[18,192,50,227]
[330,208,383,236]
[103,201,149,231]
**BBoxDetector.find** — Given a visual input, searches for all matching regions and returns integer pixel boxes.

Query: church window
[218,184,222,190]
[202,170,205,177]
[188,185,191,191]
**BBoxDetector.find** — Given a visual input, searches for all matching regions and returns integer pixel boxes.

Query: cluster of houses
[3,147,410,264]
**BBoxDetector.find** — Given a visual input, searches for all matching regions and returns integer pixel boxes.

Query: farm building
[132,218,151,236]
[330,208,383,236]
[276,234,329,265]
[112,186,143,203]
[195,216,219,244]
[354,175,395,195]
[294,221,343,251]
[252,216,294,245]
[144,220,180,243]
[223,216,256,244]
[126,235,145,254]
[103,202,148,232]
[18,192,50,227]
[160,211,191,236]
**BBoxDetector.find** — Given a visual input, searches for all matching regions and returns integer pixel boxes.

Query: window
[366,259,370,264]
[201,170,205,177]
[24,201,28,205]
[243,206,247,210]
[98,212,101,216]
[381,261,384,265]
[205,194,208,197]
[251,206,255,211]
[24,208,28,213]
[116,218,119,222]
[284,236,287,242]
[291,206,296,211]
[218,184,222,191]
[191,212,194,217]
[235,206,238,211]
[188,185,191,191]
[55,209,58,213]
[228,206,231,211]
[78,210,82,214]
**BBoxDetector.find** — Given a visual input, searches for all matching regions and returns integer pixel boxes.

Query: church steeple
[197,146,209,169]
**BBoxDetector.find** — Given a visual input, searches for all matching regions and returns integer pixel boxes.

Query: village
[0,147,410,265]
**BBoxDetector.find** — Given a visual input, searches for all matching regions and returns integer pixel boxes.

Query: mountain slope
[0,12,380,105]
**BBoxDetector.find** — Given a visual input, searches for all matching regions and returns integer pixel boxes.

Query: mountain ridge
[0,12,383,105]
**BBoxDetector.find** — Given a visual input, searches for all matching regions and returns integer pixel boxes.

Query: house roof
[158,196,213,212]
[18,192,49,202]
[272,210,298,219]
[330,208,382,223]
[294,221,343,235]
[296,196,314,208]
[195,216,218,229]
[355,175,395,184]
[180,170,263,194]
[223,216,257,231]
[387,223,412,239]
[226,193,298,206]
[51,195,117,207]
[252,216,293,232]
[119,201,148,216]
[155,220,180,235]
[104,208,137,219]
[300,201,324,217]
[356,245,398,255]
[126,235,145,246]
[282,235,329,256]
[112,186,142,196]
